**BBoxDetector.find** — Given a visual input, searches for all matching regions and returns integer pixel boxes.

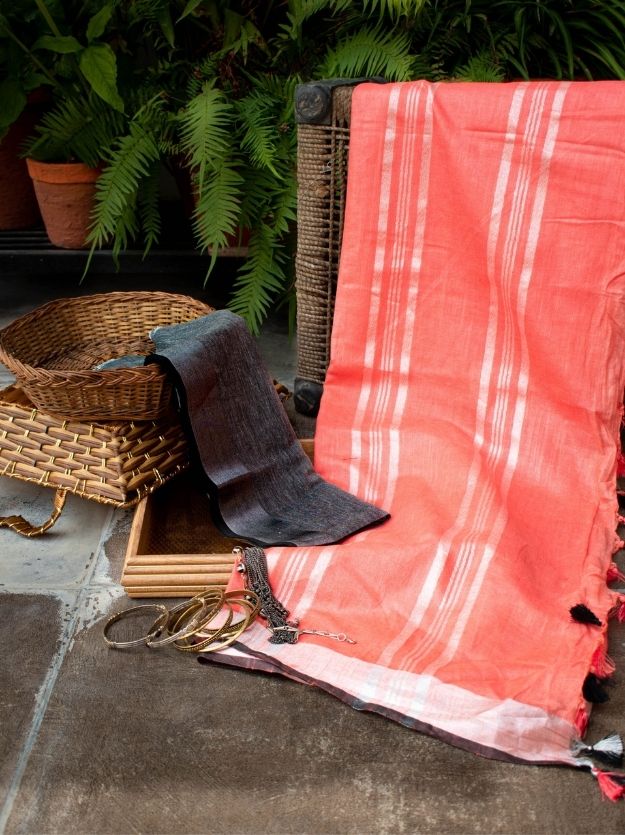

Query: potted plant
[8,1,129,248]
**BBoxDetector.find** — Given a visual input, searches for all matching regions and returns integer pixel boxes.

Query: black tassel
[570,604,603,626]
[583,673,610,704]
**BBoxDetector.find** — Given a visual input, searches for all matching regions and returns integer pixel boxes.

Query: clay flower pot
[26,159,100,249]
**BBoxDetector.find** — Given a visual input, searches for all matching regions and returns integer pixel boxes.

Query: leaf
[80,44,125,112]
[24,95,125,166]
[86,122,160,249]
[33,35,82,53]
[178,84,233,196]
[320,25,416,81]
[236,92,281,176]
[157,4,175,47]
[228,223,287,334]
[137,163,162,256]
[0,80,26,134]
[193,162,244,252]
[86,4,113,42]
[178,0,205,21]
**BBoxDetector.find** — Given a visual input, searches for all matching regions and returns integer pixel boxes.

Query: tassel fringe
[607,562,625,584]
[593,769,625,802]
[591,646,616,680]
[570,604,602,626]
[583,673,610,704]
[575,704,589,738]
[573,733,624,768]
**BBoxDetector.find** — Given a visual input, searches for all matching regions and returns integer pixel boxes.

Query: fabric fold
[147,310,389,546]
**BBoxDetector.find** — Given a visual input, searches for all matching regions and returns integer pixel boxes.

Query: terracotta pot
[26,158,100,249]
[0,108,42,230]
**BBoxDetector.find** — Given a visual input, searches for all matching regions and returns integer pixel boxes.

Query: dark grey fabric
[148,310,389,547]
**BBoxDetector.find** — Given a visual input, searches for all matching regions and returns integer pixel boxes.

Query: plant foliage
[4,0,625,330]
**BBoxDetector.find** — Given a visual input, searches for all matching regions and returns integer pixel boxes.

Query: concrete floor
[1,271,625,834]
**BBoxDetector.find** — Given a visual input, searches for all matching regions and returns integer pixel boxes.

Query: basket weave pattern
[296,86,353,385]
[0,291,213,420]
[0,385,189,507]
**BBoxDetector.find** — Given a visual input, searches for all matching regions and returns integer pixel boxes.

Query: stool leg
[0,488,68,537]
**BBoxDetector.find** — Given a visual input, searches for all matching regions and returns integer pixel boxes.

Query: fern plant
[13,0,625,332]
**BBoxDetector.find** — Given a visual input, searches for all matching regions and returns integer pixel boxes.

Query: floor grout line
[0,507,116,834]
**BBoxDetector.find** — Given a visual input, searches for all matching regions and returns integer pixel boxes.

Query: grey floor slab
[3,608,625,835]
[0,594,63,810]
[0,481,113,591]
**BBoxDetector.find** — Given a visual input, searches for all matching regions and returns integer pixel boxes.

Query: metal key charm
[271,625,356,644]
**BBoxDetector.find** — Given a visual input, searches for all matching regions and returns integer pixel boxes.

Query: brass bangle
[103,604,169,649]
[103,589,260,653]
[177,590,261,654]
[146,590,224,648]
[174,601,237,653]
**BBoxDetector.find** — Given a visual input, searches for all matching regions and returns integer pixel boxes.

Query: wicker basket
[0,291,213,421]
[0,385,189,536]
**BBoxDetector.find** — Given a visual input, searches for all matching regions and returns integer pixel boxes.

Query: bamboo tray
[122,439,314,597]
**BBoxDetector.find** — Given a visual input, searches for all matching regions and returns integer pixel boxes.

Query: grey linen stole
[148,310,389,547]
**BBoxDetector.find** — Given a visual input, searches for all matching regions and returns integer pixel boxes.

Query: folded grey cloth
[95,355,145,370]
[148,311,389,547]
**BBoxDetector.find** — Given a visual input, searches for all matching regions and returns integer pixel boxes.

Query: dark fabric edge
[147,353,389,549]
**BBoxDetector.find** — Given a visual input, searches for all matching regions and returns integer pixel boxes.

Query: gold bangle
[176,590,261,654]
[174,601,237,653]
[103,604,169,649]
[146,589,224,648]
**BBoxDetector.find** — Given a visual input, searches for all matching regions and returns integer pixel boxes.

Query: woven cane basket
[0,291,213,421]
[0,385,189,507]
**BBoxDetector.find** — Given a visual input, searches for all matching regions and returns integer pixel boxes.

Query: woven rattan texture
[296,86,354,385]
[137,473,241,554]
[0,291,213,421]
[122,472,238,597]
[0,385,189,507]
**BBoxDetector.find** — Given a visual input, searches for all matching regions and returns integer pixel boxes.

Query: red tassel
[591,646,616,679]
[618,452,625,478]
[618,600,625,624]
[595,769,625,802]
[607,562,625,584]
[575,704,589,738]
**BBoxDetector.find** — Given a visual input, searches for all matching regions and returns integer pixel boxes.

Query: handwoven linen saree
[214,81,625,772]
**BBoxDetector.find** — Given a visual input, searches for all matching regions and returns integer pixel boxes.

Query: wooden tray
[122,439,314,597]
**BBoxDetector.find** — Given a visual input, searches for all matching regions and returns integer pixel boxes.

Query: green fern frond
[86,122,160,249]
[236,91,282,176]
[361,0,426,21]
[228,223,288,335]
[237,167,275,231]
[270,174,297,235]
[111,190,139,260]
[178,84,234,196]
[287,0,350,30]
[137,163,161,257]
[192,162,244,253]
[25,96,125,167]
[320,24,416,80]
[454,52,505,82]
